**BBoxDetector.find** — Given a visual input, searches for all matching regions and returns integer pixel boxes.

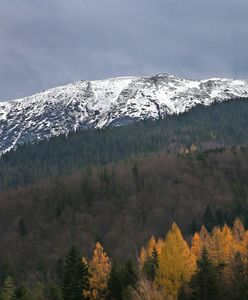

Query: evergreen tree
[62,246,89,300]
[143,248,158,281]
[189,247,219,300]
[122,260,138,297]
[1,277,15,300]
[107,263,122,300]
[107,260,137,300]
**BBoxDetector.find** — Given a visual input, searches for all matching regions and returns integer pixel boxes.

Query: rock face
[0,74,248,154]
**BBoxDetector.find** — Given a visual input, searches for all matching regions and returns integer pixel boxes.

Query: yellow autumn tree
[243,230,248,251]
[138,236,164,269]
[191,232,203,260]
[155,223,196,300]
[208,225,235,266]
[233,218,245,241]
[232,218,246,254]
[199,225,211,245]
[83,242,111,300]
[156,238,164,255]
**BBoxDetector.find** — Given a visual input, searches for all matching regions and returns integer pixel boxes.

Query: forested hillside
[1,146,248,285]
[1,99,248,299]
[1,98,248,191]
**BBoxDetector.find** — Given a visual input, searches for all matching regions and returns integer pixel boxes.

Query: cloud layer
[0,0,248,101]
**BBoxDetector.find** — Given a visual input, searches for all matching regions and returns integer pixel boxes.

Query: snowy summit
[0,74,248,154]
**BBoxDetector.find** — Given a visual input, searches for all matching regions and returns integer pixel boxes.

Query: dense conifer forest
[1,98,248,190]
[1,99,248,299]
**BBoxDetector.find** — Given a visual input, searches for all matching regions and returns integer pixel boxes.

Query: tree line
[1,220,248,299]
[1,146,248,283]
[1,98,248,190]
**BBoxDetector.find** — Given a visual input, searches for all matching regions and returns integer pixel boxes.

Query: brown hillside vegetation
[0,146,248,282]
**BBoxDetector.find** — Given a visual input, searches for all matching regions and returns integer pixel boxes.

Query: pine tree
[84,242,111,300]
[150,248,159,280]
[107,263,123,300]
[143,248,158,281]
[122,260,138,297]
[1,277,15,300]
[189,247,219,300]
[138,236,163,270]
[107,260,137,300]
[62,246,89,300]
[155,223,196,299]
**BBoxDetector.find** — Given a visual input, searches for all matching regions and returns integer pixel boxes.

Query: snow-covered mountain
[0,74,248,154]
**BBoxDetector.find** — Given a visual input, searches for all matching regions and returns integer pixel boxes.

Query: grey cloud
[0,0,248,101]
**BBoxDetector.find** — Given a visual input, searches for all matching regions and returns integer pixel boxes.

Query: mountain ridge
[0,74,248,154]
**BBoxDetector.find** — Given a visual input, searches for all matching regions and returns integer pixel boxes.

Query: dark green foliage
[189,248,220,300]
[62,246,89,300]
[122,260,137,291]
[107,263,123,300]
[142,248,158,281]
[1,98,248,191]
[107,260,137,300]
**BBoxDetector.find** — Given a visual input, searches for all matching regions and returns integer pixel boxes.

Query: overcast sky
[0,0,248,101]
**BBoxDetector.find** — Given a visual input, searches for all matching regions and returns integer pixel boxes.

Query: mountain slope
[0,74,248,154]
[1,98,248,191]
[1,146,248,282]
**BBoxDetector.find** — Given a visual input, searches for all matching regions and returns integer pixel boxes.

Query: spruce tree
[143,248,158,281]
[122,260,137,291]
[62,246,89,300]
[107,263,123,300]
[189,247,219,300]
[107,260,137,300]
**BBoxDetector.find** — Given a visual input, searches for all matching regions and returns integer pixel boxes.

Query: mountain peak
[0,74,248,154]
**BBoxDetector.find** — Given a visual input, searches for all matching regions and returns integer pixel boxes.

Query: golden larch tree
[232,218,246,254]
[199,225,211,245]
[155,223,196,300]
[208,225,235,266]
[138,236,164,269]
[191,232,203,260]
[83,242,111,300]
